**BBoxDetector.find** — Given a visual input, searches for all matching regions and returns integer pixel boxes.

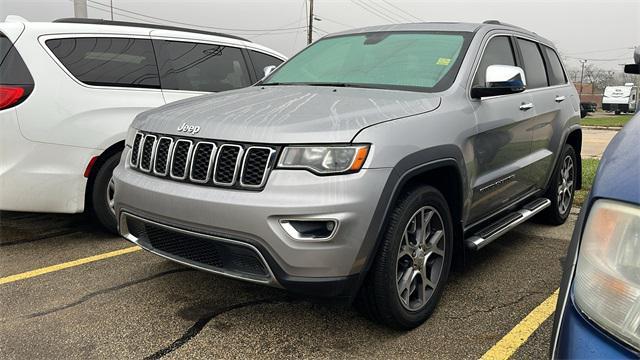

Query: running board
[465,198,551,251]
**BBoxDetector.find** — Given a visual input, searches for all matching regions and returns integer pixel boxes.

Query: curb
[582,125,623,131]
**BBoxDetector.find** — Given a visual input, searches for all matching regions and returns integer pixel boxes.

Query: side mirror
[471,65,527,99]
[263,65,277,78]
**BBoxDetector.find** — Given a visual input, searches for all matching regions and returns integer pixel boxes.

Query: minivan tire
[91,152,121,234]
[357,185,453,329]
[539,144,576,225]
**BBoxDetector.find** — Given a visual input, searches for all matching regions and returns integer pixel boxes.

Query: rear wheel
[539,144,576,225]
[357,186,453,329]
[91,152,121,234]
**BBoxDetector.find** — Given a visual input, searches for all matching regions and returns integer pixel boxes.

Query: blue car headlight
[574,199,640,351]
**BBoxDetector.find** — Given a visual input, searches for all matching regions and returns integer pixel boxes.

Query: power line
[566,55,633,62]
[315,15,351,28]
[86,0,306,34]
[379,0,423,22]
[565,47,635,56]
[349,0,399,23]
[85,2,162,24]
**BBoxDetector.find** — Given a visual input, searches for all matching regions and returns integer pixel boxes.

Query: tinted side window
[473,36,516,87]
[542,46,567,86]
[46,37,159,88]
[249,50,283,78]
[154,40,251,92]
[0,34,34,85]
[516,39,548,89]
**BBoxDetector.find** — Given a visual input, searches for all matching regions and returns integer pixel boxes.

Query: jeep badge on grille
[177,123,201,135]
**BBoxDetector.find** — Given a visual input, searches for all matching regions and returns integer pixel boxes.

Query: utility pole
[110,0,114,20]
[73,0,88,18]
[307,0,314,44]
[578,59,587,100]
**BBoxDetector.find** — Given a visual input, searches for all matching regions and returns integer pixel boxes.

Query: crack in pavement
[446,290,546,320]
[24,268,194,318]
[144,297,295,360]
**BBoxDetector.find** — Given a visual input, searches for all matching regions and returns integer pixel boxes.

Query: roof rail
[482,19,531,32]
[53,18,250,42]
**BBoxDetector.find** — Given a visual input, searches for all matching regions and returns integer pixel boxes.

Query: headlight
[125,127,138,148]
[277,145,369,174]
[574,199,640,351]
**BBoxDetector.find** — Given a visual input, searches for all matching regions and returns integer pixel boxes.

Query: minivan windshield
[263,31,471,92]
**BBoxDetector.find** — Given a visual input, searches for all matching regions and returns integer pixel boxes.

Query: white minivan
[0,16,286,232]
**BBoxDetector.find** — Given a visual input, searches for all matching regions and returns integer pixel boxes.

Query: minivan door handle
[519,102,534,111]
[555,96,566,103]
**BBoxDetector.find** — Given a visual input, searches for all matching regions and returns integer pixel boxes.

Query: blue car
[551,57,640,357]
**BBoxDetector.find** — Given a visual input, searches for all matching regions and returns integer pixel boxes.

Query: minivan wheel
[357,186,453,329]
[539,144,576,225]
[91,152,121,234]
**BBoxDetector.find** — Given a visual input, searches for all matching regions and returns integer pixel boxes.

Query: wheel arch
[351,145,468,299]
[84,141,125,211]
[565,128,582,190]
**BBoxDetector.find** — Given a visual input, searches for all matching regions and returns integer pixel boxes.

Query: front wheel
[539,145,576,225]
[357,186,453,329]
[91,152,121,234]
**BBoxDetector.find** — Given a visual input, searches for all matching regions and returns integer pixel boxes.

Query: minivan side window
[516,39,548,89]
[249,50,283,79]
[542,46,567,86]
[473,36,516,87]
[153,40,251,92]
[46,37,159,88]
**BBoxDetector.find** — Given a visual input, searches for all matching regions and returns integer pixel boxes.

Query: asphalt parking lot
[0,210,577,359]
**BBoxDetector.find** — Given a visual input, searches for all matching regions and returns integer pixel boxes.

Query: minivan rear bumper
[113,159,391,295]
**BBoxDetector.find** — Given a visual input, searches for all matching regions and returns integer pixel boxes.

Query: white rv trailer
[602,83,638,114]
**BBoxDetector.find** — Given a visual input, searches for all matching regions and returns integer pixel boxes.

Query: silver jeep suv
[113,21,582,329]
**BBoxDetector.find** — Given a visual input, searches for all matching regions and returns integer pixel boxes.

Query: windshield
[263,31,471,92]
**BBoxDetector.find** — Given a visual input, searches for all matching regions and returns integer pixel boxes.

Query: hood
[591,114,640,205]
[133,85,441,143]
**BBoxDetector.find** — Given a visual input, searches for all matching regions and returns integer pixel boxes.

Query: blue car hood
[591,114,640,205]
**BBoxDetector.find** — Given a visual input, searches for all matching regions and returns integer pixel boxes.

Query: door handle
[519,102,534,111]
[555,96,566,103]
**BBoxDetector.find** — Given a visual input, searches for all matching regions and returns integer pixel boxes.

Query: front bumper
[554,297,638,359]
[113,160,391,295]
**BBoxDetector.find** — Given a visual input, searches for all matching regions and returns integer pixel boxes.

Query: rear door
[468,34,538,222]
[21,34,165,149]
[517,39,575,189]
[151,35,254,103]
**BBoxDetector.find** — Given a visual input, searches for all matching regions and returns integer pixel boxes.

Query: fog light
[280,219,338,241]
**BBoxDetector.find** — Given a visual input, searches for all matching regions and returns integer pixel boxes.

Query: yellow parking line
[0,246,141,285]
[481,288,559,360]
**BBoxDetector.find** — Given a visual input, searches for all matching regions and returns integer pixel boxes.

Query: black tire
[356,185,453,329]
[615,110,621,115]
[91,152,121,234]
[539,145,576,225]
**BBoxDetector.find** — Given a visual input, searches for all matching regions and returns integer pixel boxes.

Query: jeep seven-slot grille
[129,132,276,190]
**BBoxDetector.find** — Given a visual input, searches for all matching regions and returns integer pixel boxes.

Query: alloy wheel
[557,155,574,215]
[396,206,446,311]
[107,176,116,215]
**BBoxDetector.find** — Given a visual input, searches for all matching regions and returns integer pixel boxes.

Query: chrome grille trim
[138,134,157,173]
[239,146,276,188]
[189,141,217,183]
[129,132,144,167]
[153,137,173,176]
[212,144,244,186]
[132,131,276,190]
[169,139,193,180]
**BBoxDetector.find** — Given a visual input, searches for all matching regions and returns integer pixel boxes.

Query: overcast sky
[1,0,638,71]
